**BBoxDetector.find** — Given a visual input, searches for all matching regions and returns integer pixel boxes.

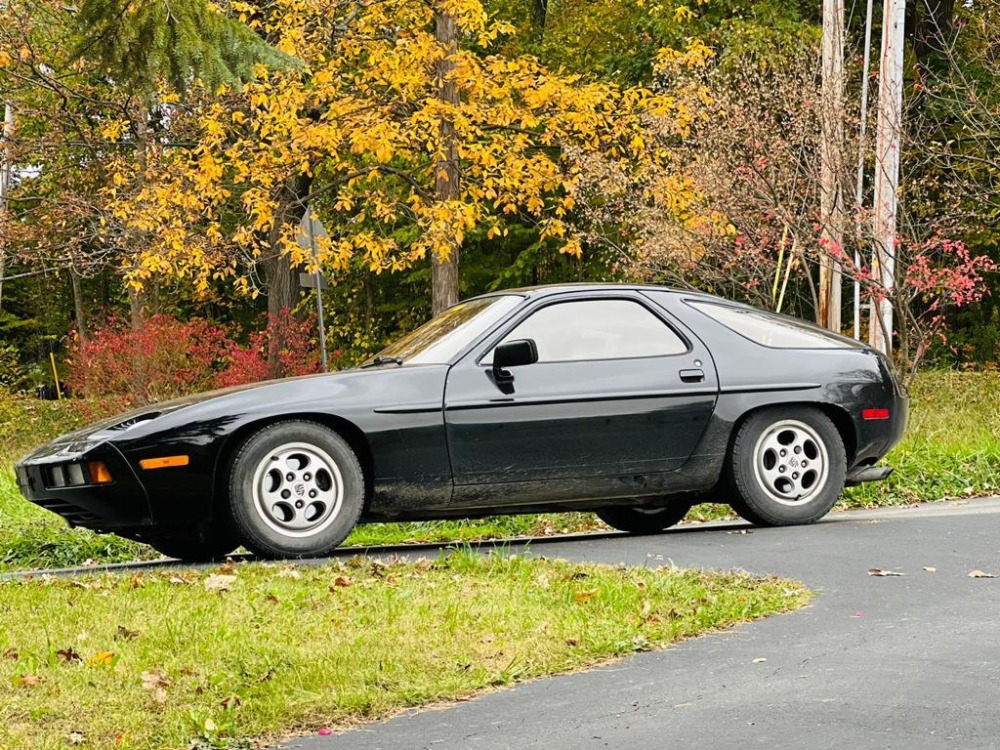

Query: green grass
[0,553,809,750]
[841,371,1000,507]
[1,370,998,572]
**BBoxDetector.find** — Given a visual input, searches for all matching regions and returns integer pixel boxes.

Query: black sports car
[15,284,907,561]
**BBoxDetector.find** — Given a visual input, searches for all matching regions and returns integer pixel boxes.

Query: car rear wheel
[727,407,846,526]
[596,501,693,534]
[228,421,365,559]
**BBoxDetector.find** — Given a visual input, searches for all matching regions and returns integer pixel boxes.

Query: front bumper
[15,441,154,532]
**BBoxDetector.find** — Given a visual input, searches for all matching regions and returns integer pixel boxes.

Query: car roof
[468,282,719,302]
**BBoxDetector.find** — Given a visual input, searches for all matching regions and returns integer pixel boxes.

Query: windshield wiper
[361,355,405,369]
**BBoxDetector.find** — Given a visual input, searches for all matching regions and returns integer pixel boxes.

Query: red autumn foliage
[216,310,322,388]
[67,310,322,406]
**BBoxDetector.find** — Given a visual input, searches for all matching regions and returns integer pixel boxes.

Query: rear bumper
[15,442,154,532]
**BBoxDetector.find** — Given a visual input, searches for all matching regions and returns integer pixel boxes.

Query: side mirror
[493,339,538,382]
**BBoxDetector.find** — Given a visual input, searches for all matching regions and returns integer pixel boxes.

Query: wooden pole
[819,0,846,332]
[853,0,874,341]
[871,0,906,354]
[0,102,14,311]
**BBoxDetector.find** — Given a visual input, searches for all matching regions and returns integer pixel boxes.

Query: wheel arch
[210,413,375,520]
[727,401,857,466]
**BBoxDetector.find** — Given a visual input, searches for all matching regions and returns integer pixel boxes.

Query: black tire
[145,527,239,562]
[596,501,693,535]
[227,421,365,559]
[727,406,846,527]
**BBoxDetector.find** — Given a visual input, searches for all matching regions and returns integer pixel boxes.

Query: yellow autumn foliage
[112,0,704,293]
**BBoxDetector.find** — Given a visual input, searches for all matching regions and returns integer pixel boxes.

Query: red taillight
[862,408,890,421]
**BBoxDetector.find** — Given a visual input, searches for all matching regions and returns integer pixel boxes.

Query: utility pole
[852,0,875,341]
[0,102,13,311]
[819,0,846,333]
[871,0,906,354]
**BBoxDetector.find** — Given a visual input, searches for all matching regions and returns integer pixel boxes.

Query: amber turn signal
[88,461,114,484]
[139,455,190,470]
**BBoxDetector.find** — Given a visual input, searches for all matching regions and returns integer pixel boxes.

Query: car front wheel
[228,421,365,559]
[728,407,846,527]
[596,501,693,534]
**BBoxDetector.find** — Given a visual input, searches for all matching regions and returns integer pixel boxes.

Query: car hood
[47,367,407,447]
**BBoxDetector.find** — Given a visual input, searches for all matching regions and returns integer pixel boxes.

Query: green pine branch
[73,0,298,94]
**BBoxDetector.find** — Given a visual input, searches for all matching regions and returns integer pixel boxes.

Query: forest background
[1,0,998,402]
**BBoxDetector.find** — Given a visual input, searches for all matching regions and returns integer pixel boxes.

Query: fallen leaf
[115,626,139,641]
[752,657,767,663]
[968,570,997,578]
[565,637,579,646]
[204,574,237,593]
[220,695,242,710]
[266,593,280,604]
[17,674,42,687]
[87,651,115,667]
[67,731,86,746]
[923,567,937,573]
[332,575,353,588]
[57,648,83,663]
[276,567,301,580]
[573,588,601,603]
[868,569,905,577]
[141,669,170,704]
[218,563,235,574]
[3,648,18,660]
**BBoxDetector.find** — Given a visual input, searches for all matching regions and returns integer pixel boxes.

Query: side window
[488,299,687,363]
[687,301,852,349]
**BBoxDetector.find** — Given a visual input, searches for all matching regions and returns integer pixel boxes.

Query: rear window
[688,301,857,349]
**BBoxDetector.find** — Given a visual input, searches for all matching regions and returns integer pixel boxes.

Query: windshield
[376,295,523,365]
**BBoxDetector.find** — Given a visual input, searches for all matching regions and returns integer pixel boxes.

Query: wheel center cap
[294,484,306,496]
[788,457,799,468]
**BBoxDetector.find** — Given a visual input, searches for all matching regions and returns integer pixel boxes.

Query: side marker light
[862,408,890,421]
[139,455,191,470]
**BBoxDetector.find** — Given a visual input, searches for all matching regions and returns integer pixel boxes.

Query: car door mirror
[493,339,538,383]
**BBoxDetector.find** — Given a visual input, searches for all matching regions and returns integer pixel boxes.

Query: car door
[443,292,719,500]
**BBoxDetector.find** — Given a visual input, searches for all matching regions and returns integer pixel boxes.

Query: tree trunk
[532,0,549,39]
[263,175,313,377]
[432,11,461,316]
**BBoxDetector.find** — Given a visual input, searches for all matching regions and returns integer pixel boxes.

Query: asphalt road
[281,499,1000,750]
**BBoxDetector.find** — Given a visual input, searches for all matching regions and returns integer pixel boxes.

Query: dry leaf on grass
[573,588,601,602]
[115,626,139,641]
[141,668,170,704]
[57,648,82,663]
[87,651,115,667]
[204,574,237,593]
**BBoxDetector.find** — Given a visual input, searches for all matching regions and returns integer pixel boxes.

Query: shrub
[66,315,231,406]
[66,311,324,405]
[216,309,322,388]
